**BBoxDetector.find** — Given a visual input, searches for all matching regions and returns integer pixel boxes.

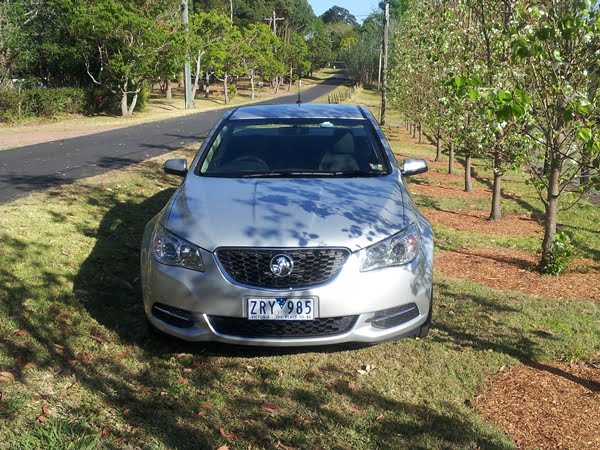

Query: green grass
[1,97,599,449]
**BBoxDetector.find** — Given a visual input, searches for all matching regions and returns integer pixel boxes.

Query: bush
[541,231,575,276]
[0,90,20,122]
[134,83,150,112]
[0,87,89,122]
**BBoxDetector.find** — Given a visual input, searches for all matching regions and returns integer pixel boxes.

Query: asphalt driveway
[0,77,345,204]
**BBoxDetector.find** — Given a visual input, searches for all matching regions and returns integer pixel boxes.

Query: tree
[306,19,332,74]
[511,0,600,270]
[320,6,357,25]
[240,23,281,98]
[281,33,309,91]
[189,11,231,101]
[76,0,179,116]
[210,23,244,103]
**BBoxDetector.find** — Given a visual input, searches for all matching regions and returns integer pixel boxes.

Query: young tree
[512,0,600,270]
[282,33,309,91]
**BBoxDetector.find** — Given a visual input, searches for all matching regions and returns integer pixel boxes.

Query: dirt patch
[436,247,600,301]
[408,182,492,199]
[477,360,600,449]
[424,209,542,236]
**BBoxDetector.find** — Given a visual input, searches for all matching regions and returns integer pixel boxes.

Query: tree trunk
[540,158,560,267]
[250,70,255,100]
[464,153,473,192]
[127,90,139,116]
[418,122,422,144]
[435,132,442,161]
[580,166,590,186]
[120,92,130,117]
[223,74,230,104]
[489,150,503,220]
[204,72,211,98]
[166,83,172,99]
[288,67,293,91]
[274,77,280,94]
[412,124,416,139]
[448,142,455,174]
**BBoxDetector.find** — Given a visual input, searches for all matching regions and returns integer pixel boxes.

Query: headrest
[332,131,355,154]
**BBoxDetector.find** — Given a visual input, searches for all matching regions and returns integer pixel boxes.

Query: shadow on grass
[430,278,600,392]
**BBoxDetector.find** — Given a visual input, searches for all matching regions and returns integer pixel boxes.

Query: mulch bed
[423,209,542,237]
[476,359,600,449]
[435,247,600,301]
[409,182,492,199]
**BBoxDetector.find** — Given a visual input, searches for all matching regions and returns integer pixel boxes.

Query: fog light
[152,303,194,328]
[367,303,420,329]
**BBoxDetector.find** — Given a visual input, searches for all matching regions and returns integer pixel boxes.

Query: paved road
[0,77,344,204]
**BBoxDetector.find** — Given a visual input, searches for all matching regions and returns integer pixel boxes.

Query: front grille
[207,316,358,338]
[215,248,350,288]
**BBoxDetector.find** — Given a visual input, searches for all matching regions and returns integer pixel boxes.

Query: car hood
[165,176,409,251]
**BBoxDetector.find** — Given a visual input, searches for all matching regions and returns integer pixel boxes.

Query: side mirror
[164,159,188,177]
[401,158,428,176]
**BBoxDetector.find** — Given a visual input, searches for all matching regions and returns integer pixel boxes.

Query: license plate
[247,298,314,320]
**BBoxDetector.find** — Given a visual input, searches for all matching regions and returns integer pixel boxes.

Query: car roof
[228,103,365,120]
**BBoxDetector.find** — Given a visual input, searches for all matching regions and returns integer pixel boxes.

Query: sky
[307,0,380,23]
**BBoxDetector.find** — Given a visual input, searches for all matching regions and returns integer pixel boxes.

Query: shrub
[0,87,89,122]
[541,231,575,276]
[0,90,20,122]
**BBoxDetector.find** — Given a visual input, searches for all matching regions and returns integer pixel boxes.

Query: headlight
[361,223,420,271]
[152,225,205,272]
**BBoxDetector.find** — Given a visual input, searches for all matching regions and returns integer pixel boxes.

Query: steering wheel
[232,155,269,169]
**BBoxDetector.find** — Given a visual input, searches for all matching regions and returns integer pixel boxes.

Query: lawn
[0,90,599,449]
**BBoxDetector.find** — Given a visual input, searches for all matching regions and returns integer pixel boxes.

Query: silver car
[141,104,433,346]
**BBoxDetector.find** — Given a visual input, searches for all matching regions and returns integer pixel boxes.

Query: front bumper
[141,239,433,347]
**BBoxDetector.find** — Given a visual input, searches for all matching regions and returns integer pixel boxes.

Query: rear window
[197,119,390,178]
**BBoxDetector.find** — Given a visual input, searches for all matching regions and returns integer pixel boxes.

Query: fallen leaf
[261,401,279,413]
[0,372,15,382]
[175,378,189,385]
[53,343,65,351]
[67,359,79,366]
[100,426,110,438]
[219,428,236,440]
[245,365,255,370]
[263,377,270,385]
[13,329,29,336]
[36,415,47,424]
[197,411,206,417]
[24,362,36,370]
[42,404,49,415]
[113,437,124,445]
[200,402,213,409]
[123,408,131,416]
[90,335,106,343]
[277,369,284,377]
[141,387,153,393]
[183,368,192,374]
[375,414,385,422]
[216,446,230,450]
[115,351,128,359]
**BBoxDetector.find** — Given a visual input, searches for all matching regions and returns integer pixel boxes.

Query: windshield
[197,119,391,178]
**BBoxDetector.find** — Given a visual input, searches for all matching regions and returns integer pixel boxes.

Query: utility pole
[380,1,389,125]
[264,10,284,35]
[181,0,193,109]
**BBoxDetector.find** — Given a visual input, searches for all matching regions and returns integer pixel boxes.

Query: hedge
[0,85,149,123]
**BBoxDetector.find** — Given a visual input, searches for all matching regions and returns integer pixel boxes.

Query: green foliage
[541,232,575,276]
[0,87,91,122]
